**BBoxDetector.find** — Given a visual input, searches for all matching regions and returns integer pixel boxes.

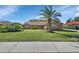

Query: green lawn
[0,29,79,42]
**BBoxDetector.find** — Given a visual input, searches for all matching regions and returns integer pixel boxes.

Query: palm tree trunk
[48,19,51,29]
[48,19,53,32]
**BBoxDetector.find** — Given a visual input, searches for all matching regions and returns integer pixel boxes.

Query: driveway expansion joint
[7,42,18,53]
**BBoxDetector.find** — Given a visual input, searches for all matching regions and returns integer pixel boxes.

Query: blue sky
[0,5,79,24]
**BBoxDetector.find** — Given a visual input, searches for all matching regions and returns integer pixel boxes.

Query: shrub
[0,26,1,31]
[0,25,22,32]
[63,25,75,29]
[0,26,1,32]
[15,24,22,31]
[0,26,7,32]
[7,26,16,32]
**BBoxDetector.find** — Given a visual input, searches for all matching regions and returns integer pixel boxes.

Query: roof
[0,23,3,24]
[0,22,11,26]
[66,21,79,25]
[27,22,48,26]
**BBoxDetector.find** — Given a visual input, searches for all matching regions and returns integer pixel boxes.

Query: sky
[0,5,79,24]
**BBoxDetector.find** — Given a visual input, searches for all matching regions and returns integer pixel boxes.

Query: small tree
[66,18,72,23]
[15,24,22,31]
[0,26,7,32]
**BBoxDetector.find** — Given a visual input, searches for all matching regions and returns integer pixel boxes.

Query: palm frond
[52,10,56,15]
[40,6,61,20]
[54,12,62,17]
[39,17,47,20]
[48,5,52,11]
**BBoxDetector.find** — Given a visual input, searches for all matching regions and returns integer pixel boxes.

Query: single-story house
[24,21,62,30]
[24,22,48,30]
[66,21,79,29]
[0,21,11,26]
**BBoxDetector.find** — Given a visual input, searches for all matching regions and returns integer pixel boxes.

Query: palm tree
[40,6,61,32]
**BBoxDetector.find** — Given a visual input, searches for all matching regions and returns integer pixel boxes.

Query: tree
[40,6,61,32]
[66,18,72,23]
[29,19,38,22]
[11,22,22,26]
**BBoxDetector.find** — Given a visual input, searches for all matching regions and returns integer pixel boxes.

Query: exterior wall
[24,24,30,29]
[24,23,62,30]
[30,25,47,29]
[44,26,47,30]
[57,24,62,29]
[51,24,62,30]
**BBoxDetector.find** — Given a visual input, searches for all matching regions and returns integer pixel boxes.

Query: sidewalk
[0,42,79,53]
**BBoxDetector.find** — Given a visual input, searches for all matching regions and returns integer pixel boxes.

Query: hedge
[0,24,22,32]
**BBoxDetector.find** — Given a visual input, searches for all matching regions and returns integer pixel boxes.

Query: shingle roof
[0,22,11,26]
[0,23,3,24]
[66,21,79,25]
[28,22,48,25]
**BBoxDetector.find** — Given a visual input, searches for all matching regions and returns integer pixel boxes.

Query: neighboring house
[24,21,62,30]
[0,21,11,26]
[0,23,3,26]
[66,21,79,29]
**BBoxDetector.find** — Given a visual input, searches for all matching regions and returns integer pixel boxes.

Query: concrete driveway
[0,42,79,53]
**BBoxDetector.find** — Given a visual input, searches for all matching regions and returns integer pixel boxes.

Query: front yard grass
[0,29,79,42]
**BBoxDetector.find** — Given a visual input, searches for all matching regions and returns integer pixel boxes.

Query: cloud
[60,5,70,9]
[74,6,79,17]
[58,5,71,11]
[76,6,79,11]
[0,5,19,18]
[75,13,79,17]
